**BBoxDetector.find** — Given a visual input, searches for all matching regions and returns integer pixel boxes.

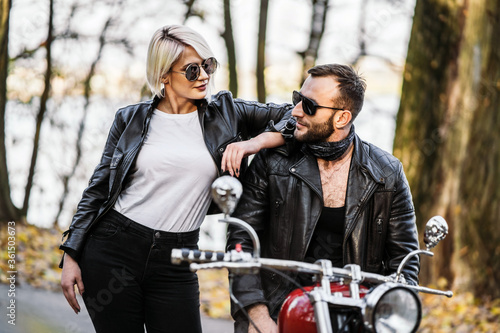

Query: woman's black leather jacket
[59,91,292,264]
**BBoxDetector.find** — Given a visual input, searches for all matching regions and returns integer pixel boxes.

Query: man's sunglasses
[292,90,343,116]
[171,57,218,82]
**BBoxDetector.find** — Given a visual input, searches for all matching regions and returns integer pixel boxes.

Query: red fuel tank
[277,283,369,333]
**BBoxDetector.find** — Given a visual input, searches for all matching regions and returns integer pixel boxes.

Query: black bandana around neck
[305,125,355,161]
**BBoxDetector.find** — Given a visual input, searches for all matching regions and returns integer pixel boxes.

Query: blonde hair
[146,25,216,98]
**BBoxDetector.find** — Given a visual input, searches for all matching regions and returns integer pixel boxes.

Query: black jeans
[79,209,202,333]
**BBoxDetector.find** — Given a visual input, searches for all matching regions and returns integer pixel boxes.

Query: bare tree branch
[183,0,204,23]
[350,0,368,67]
[22,0,54,217]
[299,0,330,83]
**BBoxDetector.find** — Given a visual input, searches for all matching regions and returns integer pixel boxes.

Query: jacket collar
[350,134,386,185]
[289,148,323,199]
[289,134,386,202]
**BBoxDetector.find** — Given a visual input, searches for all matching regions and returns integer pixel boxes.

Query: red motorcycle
[172,176,452,333]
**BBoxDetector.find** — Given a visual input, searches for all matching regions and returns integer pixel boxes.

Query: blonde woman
[60,25,291,333]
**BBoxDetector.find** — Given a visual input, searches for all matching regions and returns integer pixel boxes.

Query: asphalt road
[0,283,233,333]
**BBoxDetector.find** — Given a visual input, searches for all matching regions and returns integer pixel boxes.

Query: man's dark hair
[307,64,366,121]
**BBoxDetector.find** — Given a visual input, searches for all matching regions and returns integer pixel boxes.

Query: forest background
[0,0,499,331]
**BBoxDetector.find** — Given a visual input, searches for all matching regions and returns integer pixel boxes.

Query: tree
[393,0,500,298]
[22,0,54,218]
[256,0,269,102]
[298,0,330,83]
[0,0,21,223]
[221,0,238,96]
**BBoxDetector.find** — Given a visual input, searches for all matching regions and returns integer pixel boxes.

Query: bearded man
[226,64,420,333]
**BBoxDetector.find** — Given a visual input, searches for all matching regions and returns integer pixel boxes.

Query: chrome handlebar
[171,248,453,297]
[190,176,454,298]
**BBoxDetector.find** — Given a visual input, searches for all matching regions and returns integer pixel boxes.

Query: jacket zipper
[376,218,383,234]
[85,110,152,233]
[345,183,378,238]
[342,179,379,265]
[199,111,221,177]
[288,159,324,257]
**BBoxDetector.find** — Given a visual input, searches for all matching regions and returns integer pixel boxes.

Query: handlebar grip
[171,248,229,264]
[205,251,213,259]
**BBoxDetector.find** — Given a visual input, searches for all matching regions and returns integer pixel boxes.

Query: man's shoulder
[357,139,404,182]
[263,140,304,158]
[361,141,400,165]
[254,143,304,170]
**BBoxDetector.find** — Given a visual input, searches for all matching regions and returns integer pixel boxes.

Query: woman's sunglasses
[292,90,343,116]
[171,57,218,82]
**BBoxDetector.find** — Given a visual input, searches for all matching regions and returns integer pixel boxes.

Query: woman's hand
[221,132,285,177]
[222,140,260,177]
[61,254,85,314]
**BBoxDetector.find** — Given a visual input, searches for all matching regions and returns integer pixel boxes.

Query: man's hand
[247,304,278,333]
[61,254,85,314]
[221,132,285,177]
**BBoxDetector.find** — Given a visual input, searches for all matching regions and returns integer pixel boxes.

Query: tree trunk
[22,0,54,217]
[393,0,500,299]
[299,0,330,83]
[256,0,269,103]
[0,0,20,223]
[221,0,238,97]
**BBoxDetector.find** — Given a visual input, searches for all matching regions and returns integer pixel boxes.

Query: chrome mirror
[424,216,448,250]
[211,176,243,216]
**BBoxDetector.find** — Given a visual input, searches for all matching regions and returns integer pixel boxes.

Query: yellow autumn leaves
[0,224,499,332]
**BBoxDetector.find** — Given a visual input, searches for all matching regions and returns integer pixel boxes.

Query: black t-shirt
[298,206,345,286]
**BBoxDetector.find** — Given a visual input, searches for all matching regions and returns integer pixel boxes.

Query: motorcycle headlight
[363,283,421,333]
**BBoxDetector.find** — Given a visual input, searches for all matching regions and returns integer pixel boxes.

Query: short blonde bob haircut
[146,25,216,98]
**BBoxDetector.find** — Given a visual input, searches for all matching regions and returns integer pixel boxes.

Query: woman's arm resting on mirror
[221,131,284,177]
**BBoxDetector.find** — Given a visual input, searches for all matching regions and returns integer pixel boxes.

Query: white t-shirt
[114,109,218,232]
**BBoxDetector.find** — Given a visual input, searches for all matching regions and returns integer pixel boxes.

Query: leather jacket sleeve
[226,151,271,317]
[59,110,127,262]
[384,164,420,285]
[231,96,294,139]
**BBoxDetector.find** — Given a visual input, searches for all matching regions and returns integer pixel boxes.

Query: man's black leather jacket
[59,91,292,264]
[226,134,420,319]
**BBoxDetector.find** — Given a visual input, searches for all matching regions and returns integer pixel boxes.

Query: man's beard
[294,112,335,143]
